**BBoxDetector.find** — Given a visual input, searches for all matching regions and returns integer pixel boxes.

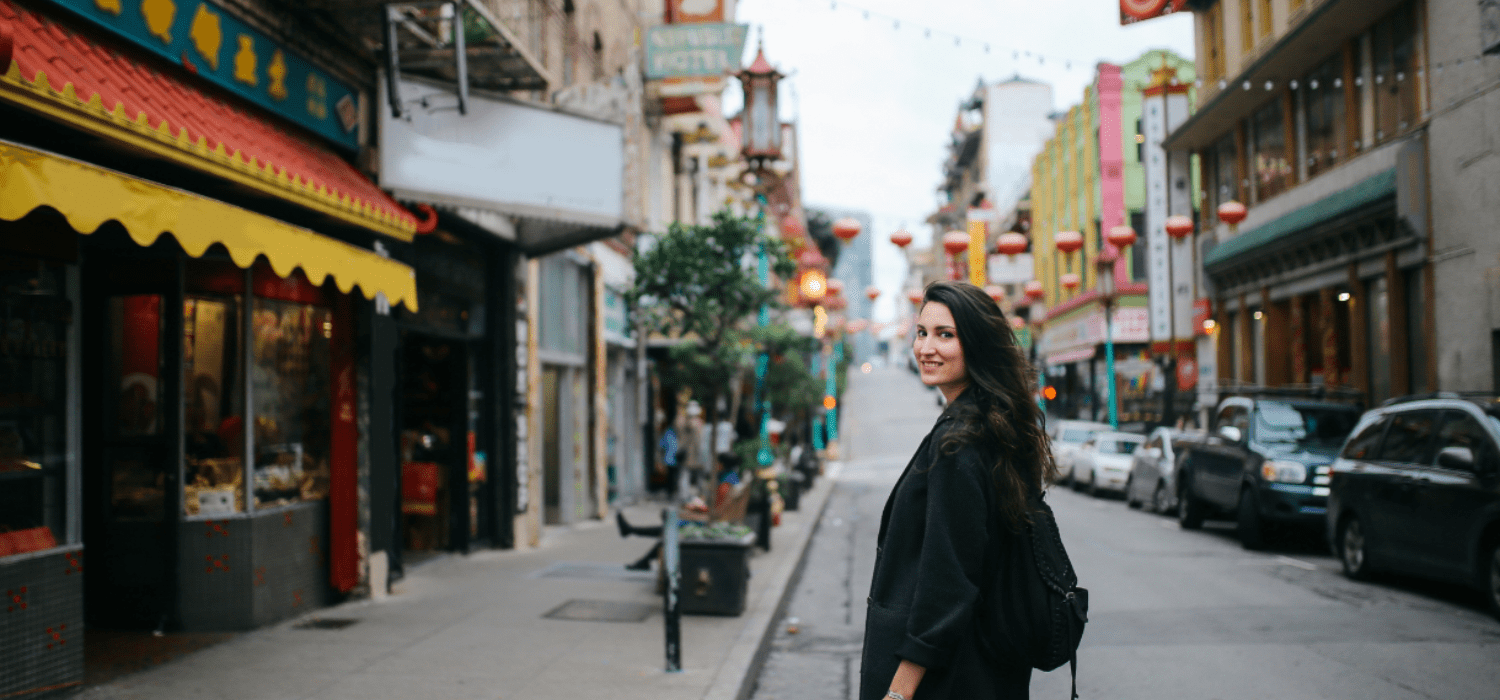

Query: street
[751,366,1500,700]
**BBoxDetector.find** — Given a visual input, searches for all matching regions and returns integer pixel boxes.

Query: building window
[1251,98,1292,202]
[1371,1,1420,143]
[1302,53,1348,178]
[1240,0,1256,55]
[1203,3,1226,80]
[1204,132,1239,216]
[1258,0,1274,39]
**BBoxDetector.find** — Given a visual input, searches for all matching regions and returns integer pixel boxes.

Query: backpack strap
[1070,651,1078,700]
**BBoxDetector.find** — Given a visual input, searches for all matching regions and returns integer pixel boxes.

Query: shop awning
[1,139,418,310]
[0,0,419,240]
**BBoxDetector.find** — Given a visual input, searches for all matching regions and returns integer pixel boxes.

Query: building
[1031,51,1197,424]
[1166,0,1436,406]
[813,207,877,365]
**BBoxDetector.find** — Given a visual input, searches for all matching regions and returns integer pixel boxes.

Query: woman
[860,280,1057,700]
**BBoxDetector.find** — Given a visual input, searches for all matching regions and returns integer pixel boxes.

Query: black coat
[859,392,1032,700]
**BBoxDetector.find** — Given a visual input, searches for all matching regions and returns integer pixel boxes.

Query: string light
[806,0,1095,72]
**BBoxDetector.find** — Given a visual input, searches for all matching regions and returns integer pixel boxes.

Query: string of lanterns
[812,0,1096,72]
[1199,51,1498,116]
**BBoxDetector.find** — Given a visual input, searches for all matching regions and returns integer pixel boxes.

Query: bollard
[663,508,681,672]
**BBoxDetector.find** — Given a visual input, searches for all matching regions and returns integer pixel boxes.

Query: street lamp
[737,44,783,168]
[1095,245,1122,429]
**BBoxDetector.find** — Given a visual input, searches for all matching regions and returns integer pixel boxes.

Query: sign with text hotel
[47,0,360,150]
[644,23,749,79]
[1119,0,1188,26]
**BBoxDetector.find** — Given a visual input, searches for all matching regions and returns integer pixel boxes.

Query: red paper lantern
[1024,280,1045,301]
[1010,316,1026,331]
[832,217,863,242]
[996,232,1028,257]
[890,229,913,248]
[1165,215,1195,238]
[1217,201,1247,226]
[1106,225,1137,249]
[906,288,924,306]
[865,285,881,302]
[781,214,807,236]
[797,247,826,269]
[1054,230,1084,254]
[942,230,970,256]
[984,284,1006,303]
[825,295,847,311]
[826,278,845,297]
[846,319,869,333]
[1060,273,1081,290]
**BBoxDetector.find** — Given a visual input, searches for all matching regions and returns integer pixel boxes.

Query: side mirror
[1218,425,1243,444]
[1437,445,1475,471]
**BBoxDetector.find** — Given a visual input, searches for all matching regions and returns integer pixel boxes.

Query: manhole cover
[531,561,655,583]
[543,599,655,623]
[293,618,360,630]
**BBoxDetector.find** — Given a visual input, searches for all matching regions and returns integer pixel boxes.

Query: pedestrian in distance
[861,280,1061,700]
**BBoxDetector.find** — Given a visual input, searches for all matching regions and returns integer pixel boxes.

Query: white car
[1071,431,1148,497]
[1049,420,1112,484]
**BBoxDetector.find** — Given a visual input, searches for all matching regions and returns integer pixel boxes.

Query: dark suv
[1177,395,1363,549]
[1327,394,1500,618]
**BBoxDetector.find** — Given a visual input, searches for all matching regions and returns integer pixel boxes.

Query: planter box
[677,532,754,616]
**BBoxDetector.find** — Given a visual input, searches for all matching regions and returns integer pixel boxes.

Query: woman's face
[914,301,969,399]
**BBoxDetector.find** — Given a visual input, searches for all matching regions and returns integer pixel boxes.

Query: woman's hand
[889,659,926,698]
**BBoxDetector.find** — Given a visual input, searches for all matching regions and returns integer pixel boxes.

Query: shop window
[1302,54,1348,178]
[1207,132,1239,215]
[1250,98,1292,202]
[1371,1,1419,144]
[251,297,332,508]
[1405,267,1428,393]
[0,256,68,552]
[539,256,589,358]
[1366,276,1391,404]
[106,295,166,521]
[1129,211,1147,282]
[183,294,245,516]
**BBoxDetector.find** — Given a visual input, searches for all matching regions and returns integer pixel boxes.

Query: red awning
[0,0,418,240]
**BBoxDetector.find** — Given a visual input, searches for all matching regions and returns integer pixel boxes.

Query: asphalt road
[750,364,1500,700]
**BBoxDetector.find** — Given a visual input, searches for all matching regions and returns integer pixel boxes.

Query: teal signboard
[644,23,748,79]
[47,0,360,150]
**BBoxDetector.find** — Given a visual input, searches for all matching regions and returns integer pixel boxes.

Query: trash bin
[678,531,756,616]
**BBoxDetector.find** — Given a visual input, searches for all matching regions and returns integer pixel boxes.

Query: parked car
[1071,431,1147,497]
[1048,419,1112,485]
[1125,427,1205,514]
[1327,393,1500,619]
[1176,395,1363,549]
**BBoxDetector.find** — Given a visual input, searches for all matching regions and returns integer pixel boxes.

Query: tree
[629,210,795,474]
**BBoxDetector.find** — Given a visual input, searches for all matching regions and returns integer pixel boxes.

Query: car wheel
[1151,482,1170,514]
[1237,488,1267,551]
[1482,537,1500,621]
[1339,514,1373,581]
[1087,471,1100,498]
[1177,483,1205,530]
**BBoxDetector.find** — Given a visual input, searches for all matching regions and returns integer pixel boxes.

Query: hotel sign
[644,23,748,79]
[47,0,360,150]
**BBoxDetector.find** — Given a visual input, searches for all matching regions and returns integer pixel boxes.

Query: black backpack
[978,491,1088,698]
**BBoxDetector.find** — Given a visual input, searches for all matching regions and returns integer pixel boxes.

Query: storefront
[1040,296,1150,423]
[0,0,419,693]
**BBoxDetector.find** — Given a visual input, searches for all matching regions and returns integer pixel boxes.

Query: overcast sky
[723,0,1196,322]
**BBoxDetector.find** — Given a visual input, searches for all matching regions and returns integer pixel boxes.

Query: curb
[701,464,841,700]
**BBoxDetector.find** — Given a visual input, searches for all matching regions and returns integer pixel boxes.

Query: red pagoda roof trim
[0,1,417,240]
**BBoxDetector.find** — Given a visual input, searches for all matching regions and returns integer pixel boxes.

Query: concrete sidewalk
[77,476,837,700]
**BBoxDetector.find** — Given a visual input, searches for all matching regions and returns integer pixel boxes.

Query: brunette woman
[860,280,1058,700]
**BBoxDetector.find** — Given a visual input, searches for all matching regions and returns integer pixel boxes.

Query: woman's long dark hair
[922,280,1057,528]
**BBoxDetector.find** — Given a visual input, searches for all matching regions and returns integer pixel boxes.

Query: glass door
[86,290,180,629]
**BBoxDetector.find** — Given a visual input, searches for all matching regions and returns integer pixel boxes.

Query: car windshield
[1098,439,1142,455]
[1255,401,1360,450]
[1060,429,1095,443]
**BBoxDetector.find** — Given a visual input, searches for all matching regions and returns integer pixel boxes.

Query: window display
[183,295,245,517]
[0,256,69,553]
[252,298,332,509]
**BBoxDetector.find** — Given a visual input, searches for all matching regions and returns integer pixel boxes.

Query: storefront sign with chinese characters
[47,0,359,149]
[1119,0,1187,26]
[644,23,749,79]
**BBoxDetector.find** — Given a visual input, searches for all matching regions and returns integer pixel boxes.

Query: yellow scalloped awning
[1,140,416,311]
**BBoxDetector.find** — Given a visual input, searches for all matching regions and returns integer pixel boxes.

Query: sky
[722,0,1196,323]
